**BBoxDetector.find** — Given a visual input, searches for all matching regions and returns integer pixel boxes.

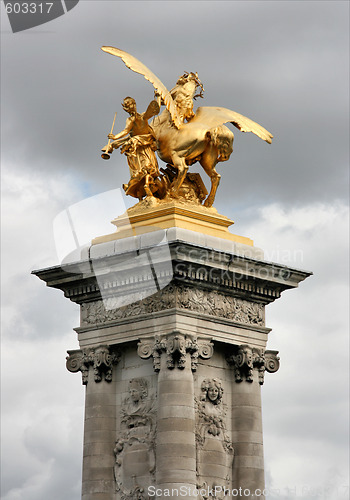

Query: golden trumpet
[101,111,117,160]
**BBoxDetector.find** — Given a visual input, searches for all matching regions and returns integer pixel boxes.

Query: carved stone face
[129,387,141,403]
[207,385,219,402]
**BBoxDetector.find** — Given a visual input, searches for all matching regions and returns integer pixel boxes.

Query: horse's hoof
[203,199,213,208]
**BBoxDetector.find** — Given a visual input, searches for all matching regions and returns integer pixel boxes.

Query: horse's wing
[191,107,273,144]
[101,47,182,129]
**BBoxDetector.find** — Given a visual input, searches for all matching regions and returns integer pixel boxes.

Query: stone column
[228,346,280,499]
[138,333,199,499]
[66,345,120,500]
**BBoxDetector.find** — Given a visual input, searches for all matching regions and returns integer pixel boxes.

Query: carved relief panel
[114,378,156,499]
[195,378,234,496]
[80,284,265,327]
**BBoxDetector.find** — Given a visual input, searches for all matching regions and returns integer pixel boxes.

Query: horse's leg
[169,152,189,197]
[144,174,154,198]
[200,145,221,207]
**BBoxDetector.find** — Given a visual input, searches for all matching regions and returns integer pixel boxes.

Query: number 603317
[5,3,53,14]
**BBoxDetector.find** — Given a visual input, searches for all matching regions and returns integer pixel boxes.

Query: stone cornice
[32,241,312,306]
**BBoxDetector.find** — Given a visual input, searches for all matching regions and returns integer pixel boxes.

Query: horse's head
[175,72,204,100]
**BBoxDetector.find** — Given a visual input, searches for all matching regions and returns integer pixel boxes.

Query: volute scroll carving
[137,333,214,372]
[66,345,121,384]
[226,345,280,385]
[197,341,214,360]
[265,349,280,373]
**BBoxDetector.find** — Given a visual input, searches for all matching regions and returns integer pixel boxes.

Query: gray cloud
[1,1,348,205]
[1,1,349,499]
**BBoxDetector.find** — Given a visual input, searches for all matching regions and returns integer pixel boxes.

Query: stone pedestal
[34,215,311,500]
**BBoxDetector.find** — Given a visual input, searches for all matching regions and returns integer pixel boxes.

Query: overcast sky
[1,1,349,499]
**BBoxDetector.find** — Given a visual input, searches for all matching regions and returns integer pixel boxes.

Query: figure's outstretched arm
[109,118,133,141]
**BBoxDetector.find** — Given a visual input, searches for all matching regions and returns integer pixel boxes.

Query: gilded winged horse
[102,47,273,207]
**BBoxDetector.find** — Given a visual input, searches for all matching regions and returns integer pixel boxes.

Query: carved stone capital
[66,349,90,385]
[264,350,280,373]
[66,345,121,384]
[226,345,280,385]
[227,344,254,383]
[137,333,214,372]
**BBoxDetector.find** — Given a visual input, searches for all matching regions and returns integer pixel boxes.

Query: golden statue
[101,47,273,208]
[102,97,162,200]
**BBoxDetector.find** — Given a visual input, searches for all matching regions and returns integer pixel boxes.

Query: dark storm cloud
[1,1,348,205]
[1,2,349,500]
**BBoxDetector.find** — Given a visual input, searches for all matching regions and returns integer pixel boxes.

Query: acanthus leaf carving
[81,285,176,326]
[80,284,264,327]
[175,286,265,325]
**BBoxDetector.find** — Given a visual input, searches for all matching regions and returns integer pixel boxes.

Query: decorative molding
[66,345,121,384]
[176,286,264,325]
[80,285,176,325]
[137,333,214,372]
[80,284,264,327]
[226,345,280,385]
